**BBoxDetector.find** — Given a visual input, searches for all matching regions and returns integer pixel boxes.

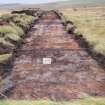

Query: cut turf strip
[5,11,105,101]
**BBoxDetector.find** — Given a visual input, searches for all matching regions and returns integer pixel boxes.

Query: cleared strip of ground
[4,11,105,101]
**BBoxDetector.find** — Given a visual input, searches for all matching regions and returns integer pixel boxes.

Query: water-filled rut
[7,11,105,100]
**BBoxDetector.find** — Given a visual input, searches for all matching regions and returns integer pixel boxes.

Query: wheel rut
[8,11,105,101]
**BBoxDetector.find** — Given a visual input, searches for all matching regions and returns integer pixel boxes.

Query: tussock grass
[0,38,14,47]
[0,12,36,63]
[0,97,105,105]
[0,25,22,45]
[0,53,12,63]
[61,6,105,55]
[0,11,10,16]
[10,14,35,30]
[0,13,35,45]
[5,33,21,42]
[9,22,24,36]
[0,25,19,35]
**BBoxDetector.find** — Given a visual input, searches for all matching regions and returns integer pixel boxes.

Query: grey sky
[0,0,67,4]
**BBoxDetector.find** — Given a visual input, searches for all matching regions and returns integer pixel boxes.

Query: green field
[61,6,105,55]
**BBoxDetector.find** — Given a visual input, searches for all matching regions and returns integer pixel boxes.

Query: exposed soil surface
[8,11,105,101]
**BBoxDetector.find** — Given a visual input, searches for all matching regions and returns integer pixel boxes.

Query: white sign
[43,58,52,64]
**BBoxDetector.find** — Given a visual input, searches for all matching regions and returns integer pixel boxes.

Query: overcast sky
[0,0,67,4]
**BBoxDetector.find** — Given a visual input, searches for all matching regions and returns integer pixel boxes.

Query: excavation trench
[2,11,105,101]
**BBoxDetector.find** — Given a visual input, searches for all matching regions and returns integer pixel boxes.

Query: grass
[0,25,19,35]
[0,54,12,63]
[10,14,35,30]
[9,22,24,37]
[5,33,21,41]
[0,25,22,45]
[0,97,105,105]
[0,12,36,63]
[0,38,14,47]
[0,11,10,16]
[60,6,105,55]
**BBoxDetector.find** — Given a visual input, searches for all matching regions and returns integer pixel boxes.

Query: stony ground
[8,11,105,101]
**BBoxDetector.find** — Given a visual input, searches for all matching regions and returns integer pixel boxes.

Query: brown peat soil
[5,11,105,101]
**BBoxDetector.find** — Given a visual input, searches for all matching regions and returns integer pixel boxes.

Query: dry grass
[0,11,10,16]
[0,54,12,63]
[0,97,105,105]
[0,12,35,63]
[61,6,105,55]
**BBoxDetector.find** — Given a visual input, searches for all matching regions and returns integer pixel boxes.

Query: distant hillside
[0,0,105,10]
[0,3,20,7]
[38,0,105,9]
[0,3,22,11]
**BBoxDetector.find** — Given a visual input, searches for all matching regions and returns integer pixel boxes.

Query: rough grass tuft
[61,6,105,55]
[0,53,12,63]
[0,97,105,105]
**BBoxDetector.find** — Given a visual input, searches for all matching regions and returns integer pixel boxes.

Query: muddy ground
[3,11,105,101]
